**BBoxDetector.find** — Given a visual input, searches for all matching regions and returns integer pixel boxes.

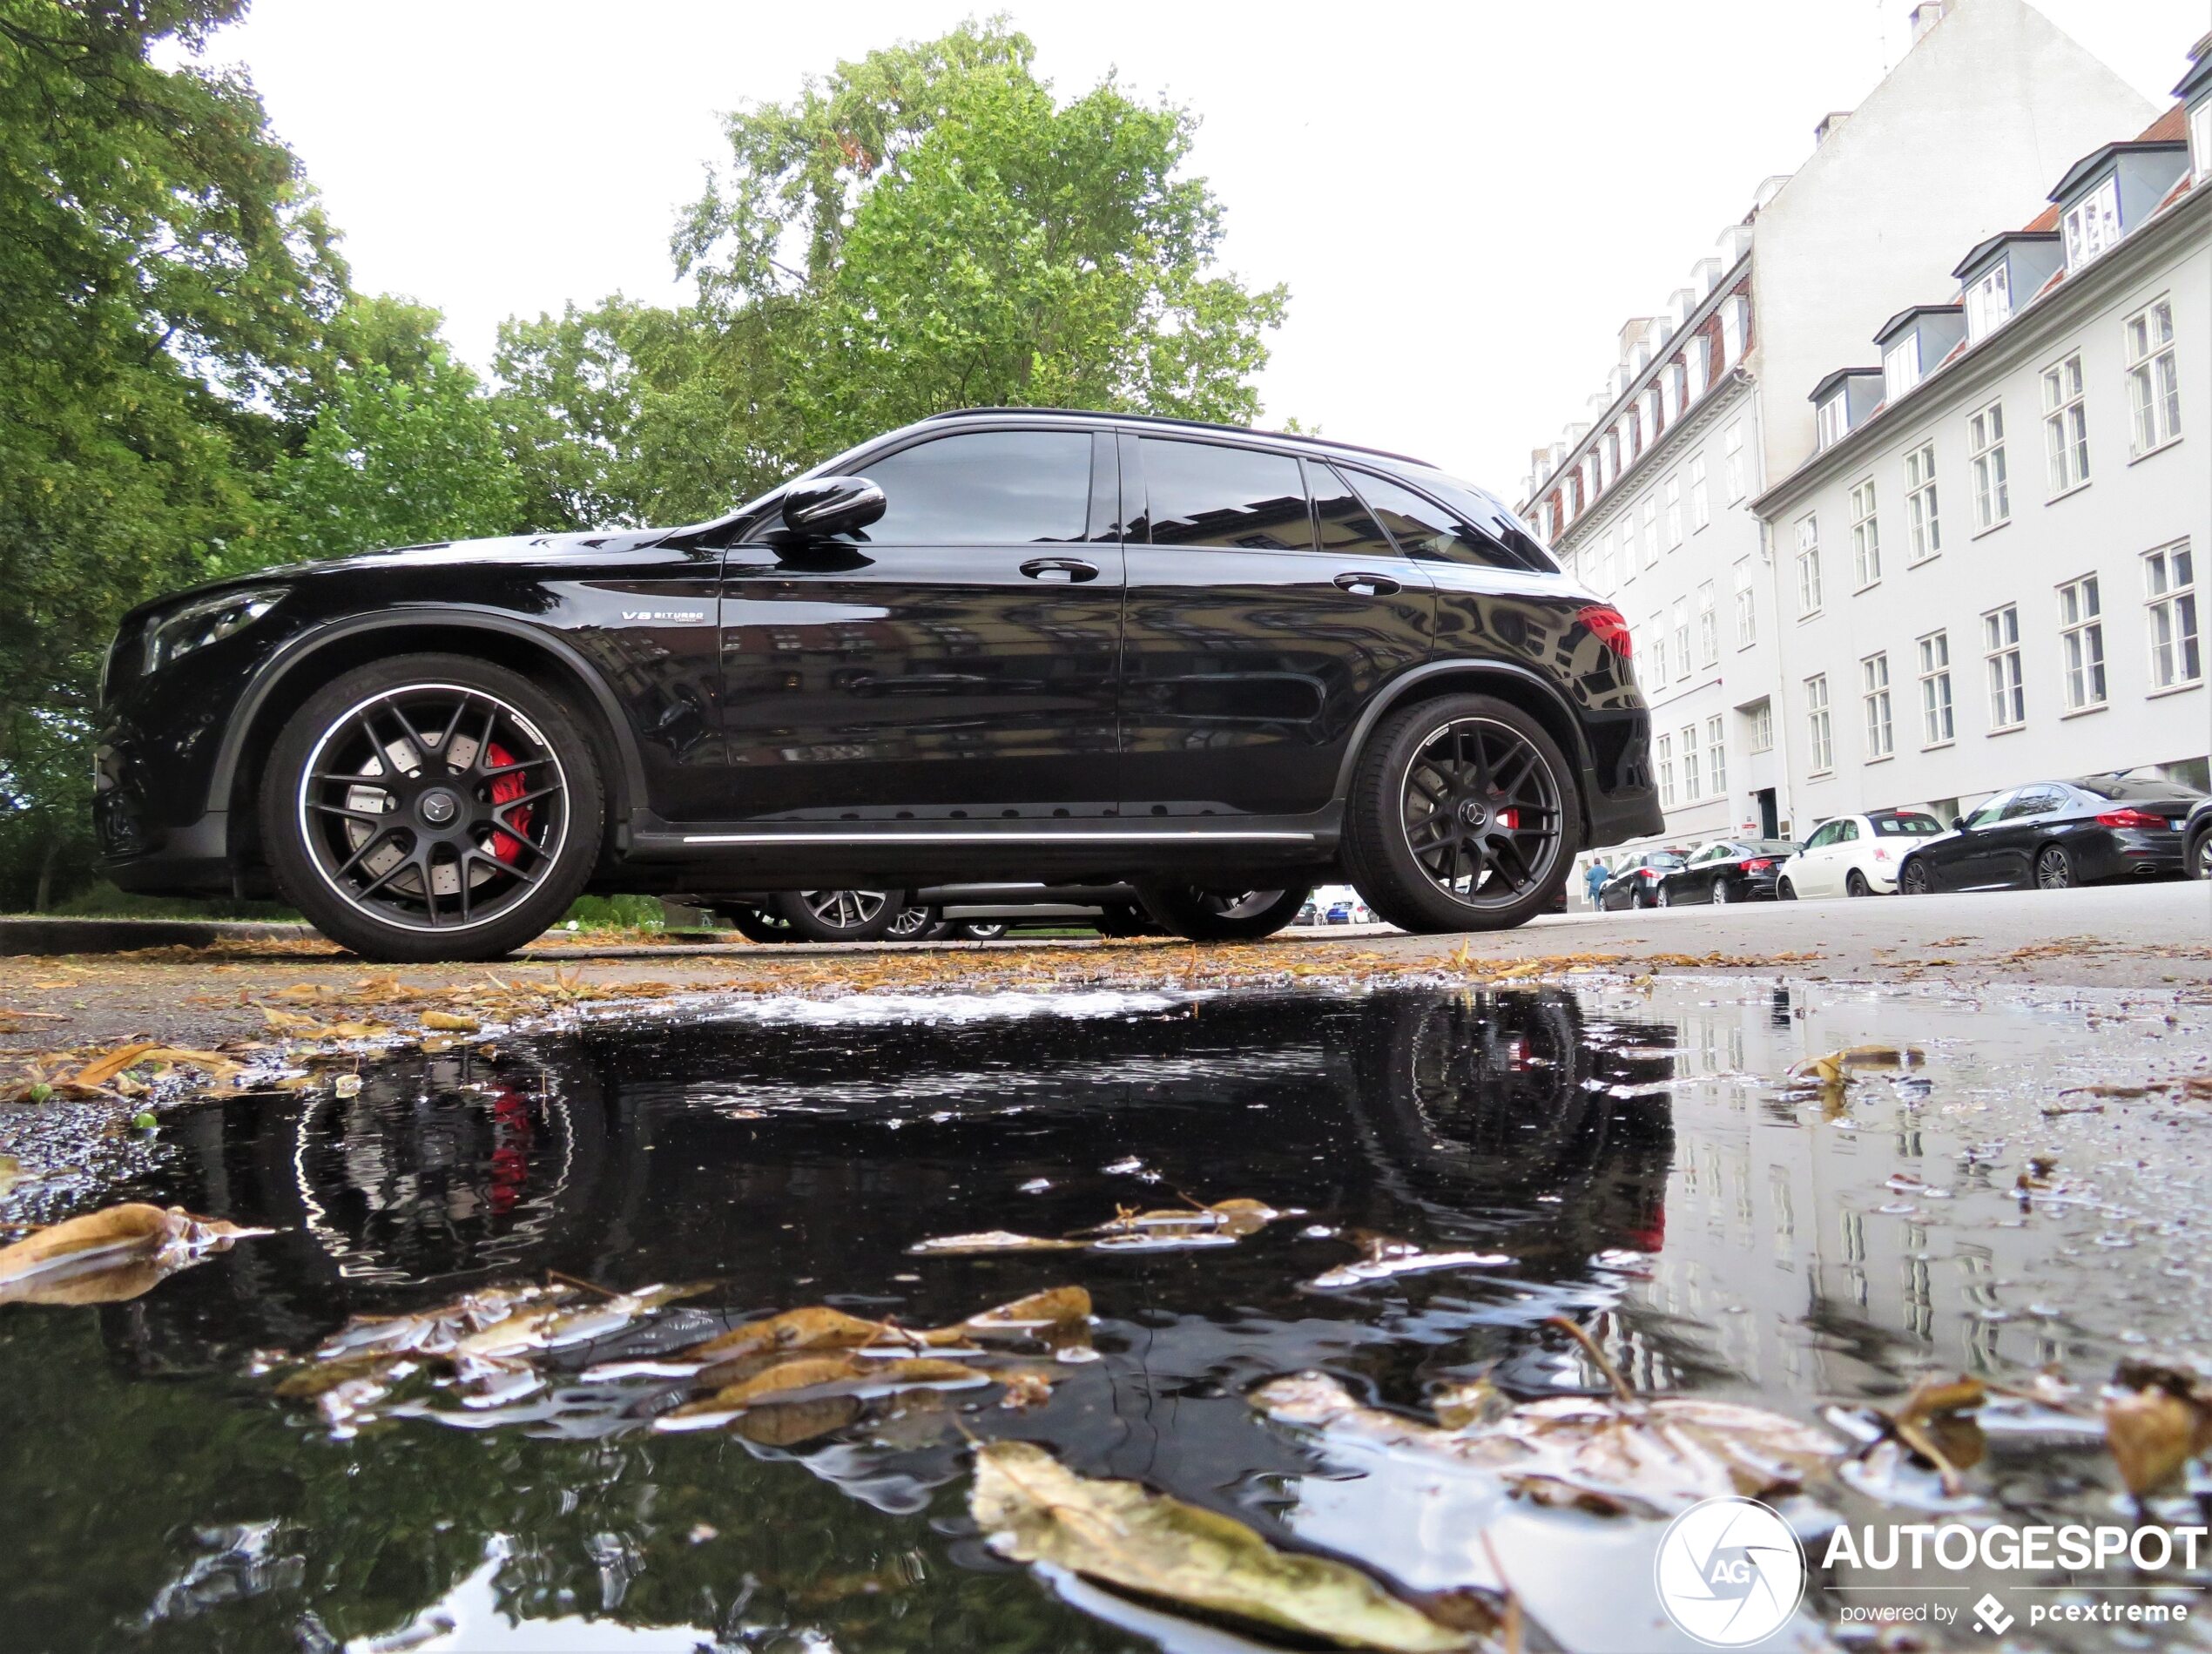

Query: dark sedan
[1656,839,1799,906]
[2188,797,2212,881]
[1595,850,1687,910]
[1898,773,2207,894]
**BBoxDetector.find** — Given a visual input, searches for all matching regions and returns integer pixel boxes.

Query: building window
[1656,732,1676,807]
[1733,557,1757,649]
[1680,724,1701,800]
[1597,527,1616,592]
[1965,262,2011,342]
[1861,652,1894,759]
[1746,698,1773,754]
[1848,478,1880,588]
[1621,511,1638,583]
[1706,715,1727,795]
[1804,674,1833,773]
[1984,604,2025,729]
[1794,513,1822,617]
[1697,581,1718,666]
[1905,441,1940,563]
[1918,631,1954,746]
[1642,497,1659,566]
[1671,597,1690,680]
[1816,395,1847,449]
[2057,574,2106,711]
[2125,297,2181,456]
[1966,400,2009,530]
[2194,98,2212,180]
[1883,334,1921,403]
[2061,175,2121,270]
[1723,422,1745,501]
[1606,431,1622,481]
[2042,353,2090,496]
[1689,454,1710,531]
[1722,294,1749,366]
[1641,388,1662,445]
[1650,631,1669,688]
[1662,475,1683,549]
[2145,540,2201,690]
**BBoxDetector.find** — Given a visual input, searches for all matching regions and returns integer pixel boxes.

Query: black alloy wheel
[2192,827,2212,881]
[1712,878,1731,906]
[773,888,907,942]
[1845,870,1871,898]
[1344,692,1581,934]
[2034,844,2075,890]
[1900,860,1932,895]
[1656,884,1673,908]
[1132,884,1312,942]
[263,655,601,963]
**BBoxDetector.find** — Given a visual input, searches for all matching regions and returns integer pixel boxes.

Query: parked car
[1774,809,1945,899]
[1655,839,1799,906]
[721,883,1157,942]
[94,408,1659,961]
[2188,797,2212,881]
[1595,850,1688,910]
[1898,773,2207,894]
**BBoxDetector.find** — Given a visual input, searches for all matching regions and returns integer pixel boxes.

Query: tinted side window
[1804,822,1838,849]
[1349,472,1517,570]
[1143,439,1312,550]
[1312,462,1399,559]
[860,431,1092,544]
[1966,793,2012,829]
[2005,786,2062,819]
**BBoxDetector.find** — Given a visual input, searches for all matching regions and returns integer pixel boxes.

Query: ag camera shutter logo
[1654,1495,1807,1646]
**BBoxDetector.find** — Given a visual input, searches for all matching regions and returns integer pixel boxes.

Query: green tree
[0,0,347,907]
[265,306,527,563]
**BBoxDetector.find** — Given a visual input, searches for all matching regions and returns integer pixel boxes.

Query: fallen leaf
[419,1011,481,1033]
[907,1230,1086,1255]
[971,1439,1481,1652]
[1305,1236,1515,1291]
[687,1305,897,1363]
[733,1394,864,1447]
[954,1285,1091,1338]
[68,1041,163,1088]
[2105,1388,2198,1496]
[0,1202,271,1305]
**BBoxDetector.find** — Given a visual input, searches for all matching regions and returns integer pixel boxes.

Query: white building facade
[1753,72,2212,824]
[1514,0,2159,872]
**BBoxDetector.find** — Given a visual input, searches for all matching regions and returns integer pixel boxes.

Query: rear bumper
[1585,777,1663,852]
[99,811,236,896]
[2085,830,2186,879]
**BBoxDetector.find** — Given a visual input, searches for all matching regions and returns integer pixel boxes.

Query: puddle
[3,979,2210,1651]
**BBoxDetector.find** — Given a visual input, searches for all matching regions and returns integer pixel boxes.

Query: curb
[0,916,321,955]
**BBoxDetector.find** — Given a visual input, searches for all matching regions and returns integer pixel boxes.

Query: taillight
[1640,868,1661,879]
[1579,604,1633,658]
[2098,808,2167,828]
[1873,846,1892,861]
[1743,858,1772,872]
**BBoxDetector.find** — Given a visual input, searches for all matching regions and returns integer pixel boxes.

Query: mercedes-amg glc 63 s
[94,408,1661,960]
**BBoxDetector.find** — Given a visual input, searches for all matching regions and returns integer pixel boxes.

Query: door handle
[1020,557,1099,584]
[1334,570,1402,596]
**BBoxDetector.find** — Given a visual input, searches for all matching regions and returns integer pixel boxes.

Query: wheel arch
[1334,662,1600,837]
[217,611,645,871]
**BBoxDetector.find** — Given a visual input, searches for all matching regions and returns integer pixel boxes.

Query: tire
[1631,885,1652,909]
[1132,884,1312,942]
[261,653,603,963]
[1900,860,1932,895]
[1844,869,1870,898]
[2191,827,2212,881]
[772,889,907,942]
[718,905,793,943]
[2034,844,2074,890]
[1343,693,1581,935]
[1094,902,1153,938]
[1777,878,1797,901]
[885,902,943,942]
[954,921,1008,942]
[1712,880,1730,906]
[1656,885,1672,908]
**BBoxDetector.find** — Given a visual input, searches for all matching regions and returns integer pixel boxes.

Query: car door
[717,427,1123,820]
[1793,820,1838,896]
[1988,784,2067,887]
[1939,790,2014,888]
[1117,437,1435,816]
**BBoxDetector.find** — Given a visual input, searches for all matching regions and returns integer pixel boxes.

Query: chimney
[1814,110,1851,147]
[1909,2,1949,44]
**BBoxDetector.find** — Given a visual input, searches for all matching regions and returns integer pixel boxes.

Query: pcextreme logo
[1654,1496,1807,1646]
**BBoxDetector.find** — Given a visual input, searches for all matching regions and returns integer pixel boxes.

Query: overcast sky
[212,0,2206,499]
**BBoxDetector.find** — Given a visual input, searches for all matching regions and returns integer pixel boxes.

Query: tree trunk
[32,835,59,914]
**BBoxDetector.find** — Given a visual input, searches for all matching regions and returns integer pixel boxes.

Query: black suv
[95,409,1660,960]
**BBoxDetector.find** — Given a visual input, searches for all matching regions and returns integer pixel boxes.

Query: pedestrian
[1583,860,1609,906]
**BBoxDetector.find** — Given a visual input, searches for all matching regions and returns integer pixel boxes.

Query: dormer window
[1817,395,1848,449]
[2194,99,2211,179]
[1964,263,2010,342]
[2061,175,2121,269]
[1883,334,1921,402]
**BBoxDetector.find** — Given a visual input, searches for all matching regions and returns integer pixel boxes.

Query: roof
[1810,366,1881,404]
[2049,138,2189,203]
[919,407,1436,469]
[2178,39,2212,103]
[1951,228,2060,280]
[1873,302,1963,347]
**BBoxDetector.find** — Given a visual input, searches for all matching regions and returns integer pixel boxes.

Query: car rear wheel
[261,654,603,963]
[1712,880,1730,906]
[1343,693,1581,934]
[885,902,943,942]
[1132,884,1312,942]
[954,921,1008,941]
[1656,885,1672,908]
[2034,844,2074,890]
[1900,860,1932,895]
[719,905,793,943]
[2192,827,2212,881]
[1777,878,1797,901]
[772,889,907,942]
[1844,870,1871,897]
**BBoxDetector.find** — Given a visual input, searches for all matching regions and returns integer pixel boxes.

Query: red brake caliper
[486,742,531,864]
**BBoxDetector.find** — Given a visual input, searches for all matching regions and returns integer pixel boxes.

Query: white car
[1776,808,1948,899]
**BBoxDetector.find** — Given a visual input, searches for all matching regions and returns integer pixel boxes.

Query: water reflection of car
[1654,839,1797,906]
[1774,809,1943,899]
[721,884,1156,942]
[1595,850,1685,910]
[1898,773,2208,894]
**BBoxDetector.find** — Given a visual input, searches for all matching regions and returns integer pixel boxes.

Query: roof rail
[920,406,1439,469]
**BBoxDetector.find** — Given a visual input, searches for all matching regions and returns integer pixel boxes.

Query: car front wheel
[261,654,604,963]
[2193,827,2212,881]
[2034,844,2074,890]
[1900,861,1932,895]
[1344,693,1581,934]
[1712,880,1730,906]
[1656,885,1672,908]
[1845,870,1871,897]
[1777,878,1797,901]
[1132,884,1312,942]
[773,889,907,942]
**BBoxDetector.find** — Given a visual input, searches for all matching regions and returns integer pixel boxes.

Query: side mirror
[1951,817,1968,834]
[782,475,886,540]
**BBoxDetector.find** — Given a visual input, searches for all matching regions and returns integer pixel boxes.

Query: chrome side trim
[676,828,1318,846]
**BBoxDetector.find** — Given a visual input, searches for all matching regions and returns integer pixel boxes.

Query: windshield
[1744,840,1797,855]
[1870,812,1945,835]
